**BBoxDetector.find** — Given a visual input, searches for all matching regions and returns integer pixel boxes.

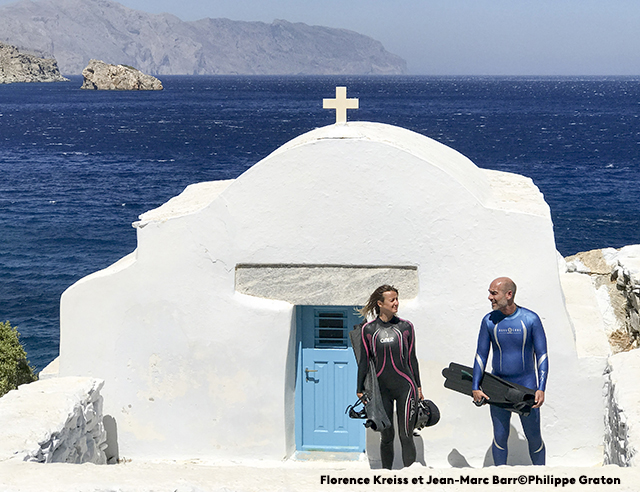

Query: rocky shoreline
[564,245,640,353]
[0,42,67,84]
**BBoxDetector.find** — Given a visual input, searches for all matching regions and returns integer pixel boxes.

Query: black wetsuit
[357,316,421,469]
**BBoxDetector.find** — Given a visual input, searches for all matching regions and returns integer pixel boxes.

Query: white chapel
[55,88,606,467]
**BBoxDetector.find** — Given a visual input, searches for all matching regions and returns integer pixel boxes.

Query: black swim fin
[348,324,392,432]
[361,363,393,431]
[442,363,489,407]
[442,363,474,394]
[442,362,536,416]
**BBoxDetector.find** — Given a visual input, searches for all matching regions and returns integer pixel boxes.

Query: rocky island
[81,59,163,90]
[0,42,67,84]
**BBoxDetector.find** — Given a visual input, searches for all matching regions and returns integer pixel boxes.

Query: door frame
[294,305,365,452]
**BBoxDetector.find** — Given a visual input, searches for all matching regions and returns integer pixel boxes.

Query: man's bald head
[488,277,517,315]
[492,277,517,297]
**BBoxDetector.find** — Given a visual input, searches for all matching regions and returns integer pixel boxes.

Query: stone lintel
[235,264,418,305]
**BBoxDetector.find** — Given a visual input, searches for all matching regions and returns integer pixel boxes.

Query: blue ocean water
[1,75,639,371]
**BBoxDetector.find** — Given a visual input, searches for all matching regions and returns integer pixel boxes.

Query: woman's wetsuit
[357,316,421,469]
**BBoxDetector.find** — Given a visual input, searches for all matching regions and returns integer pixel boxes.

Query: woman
[357,284,423,469]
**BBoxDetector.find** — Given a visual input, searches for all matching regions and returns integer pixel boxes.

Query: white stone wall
[0,378,108,464]
[604,246,640,466]
[604,350,640,466]
[564,245,640,467]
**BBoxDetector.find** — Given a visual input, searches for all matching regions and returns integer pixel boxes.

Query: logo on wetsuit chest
[497,326,522,335]
[380,337,395,343]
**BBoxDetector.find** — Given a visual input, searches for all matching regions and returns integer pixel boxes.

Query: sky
[2,0,640,75]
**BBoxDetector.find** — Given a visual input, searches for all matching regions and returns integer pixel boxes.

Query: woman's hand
[417,387,424,400]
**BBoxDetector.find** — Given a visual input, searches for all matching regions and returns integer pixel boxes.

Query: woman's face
[377,290,399,319]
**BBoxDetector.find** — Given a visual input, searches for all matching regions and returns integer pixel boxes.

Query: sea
[1,75,639,371]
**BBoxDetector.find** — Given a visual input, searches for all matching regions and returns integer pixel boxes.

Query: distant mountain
[0,41,67,83]
[0,0,407,76]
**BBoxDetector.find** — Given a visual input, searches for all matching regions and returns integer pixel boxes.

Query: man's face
[378,290,399,318]
[488,280,511,312]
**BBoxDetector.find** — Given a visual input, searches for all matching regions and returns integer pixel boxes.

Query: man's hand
[533,390,545,408]
[472,389,489,404]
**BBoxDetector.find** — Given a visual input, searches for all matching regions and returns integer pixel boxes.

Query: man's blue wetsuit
[357,316,421,469]
[473,306,549,465]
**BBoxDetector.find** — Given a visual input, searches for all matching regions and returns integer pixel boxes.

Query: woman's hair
[359,284,399,319]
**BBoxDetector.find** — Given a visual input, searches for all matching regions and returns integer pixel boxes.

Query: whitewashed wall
[58,122,605,465]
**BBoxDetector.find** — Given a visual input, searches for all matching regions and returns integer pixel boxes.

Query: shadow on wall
[103,415,120,464]
[366,425,427,470]
[448,448,471,467]
[448,423,534,468]
[483,423,534,467]
[366,418,533,469]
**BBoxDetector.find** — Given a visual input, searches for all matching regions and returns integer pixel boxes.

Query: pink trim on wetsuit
[389,346,417,436]
[361,320,374,362]
[376,348,387,377]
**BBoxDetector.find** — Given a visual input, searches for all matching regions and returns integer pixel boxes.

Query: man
[472,277,548,465]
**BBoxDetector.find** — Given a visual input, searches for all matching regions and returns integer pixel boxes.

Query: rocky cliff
[0,42,68,83]
[81,59,163,90]
[0,0,407,76]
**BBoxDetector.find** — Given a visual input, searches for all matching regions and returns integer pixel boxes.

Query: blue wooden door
[297,306,365,451]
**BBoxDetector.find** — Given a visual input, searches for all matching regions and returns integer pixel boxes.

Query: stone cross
[323,86,359,124]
